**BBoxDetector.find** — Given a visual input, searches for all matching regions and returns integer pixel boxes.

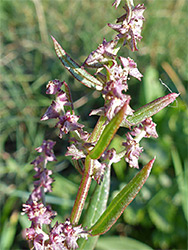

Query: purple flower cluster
[109,3,145,51]
[46,219,88,250]
[41,80,86,138]
[26,140,56,203]
[22,139,88,249]
[123,133,143,168]
[122,117,158,168]
[23,203,88,249]
[83,1,152,168]
[84,3,145,122]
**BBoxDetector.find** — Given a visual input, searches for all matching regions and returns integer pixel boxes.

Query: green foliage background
[0,0,187,249]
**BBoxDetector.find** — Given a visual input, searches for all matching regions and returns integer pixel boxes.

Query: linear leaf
[51,36,103,90]
[77,166,111,250]
[89,101,129,159]
[122,93,179,127]
[90,158,155,236]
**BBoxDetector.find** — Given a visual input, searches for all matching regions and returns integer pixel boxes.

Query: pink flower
[119,56,143,81]
[35,140,56,162]
[123,133,143,168]
[92,160,107,185]
[56,111,84,138]
[108,4,145,51]
[60,219,88,250]
[83,38,118,68]
[34,168,54,193]
[41,91,70,121]
[131,117,158,138]
[22,201,56,226]
[46,79,63,95]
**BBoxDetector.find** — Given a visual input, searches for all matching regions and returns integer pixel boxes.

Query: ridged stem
[70,155,94,225]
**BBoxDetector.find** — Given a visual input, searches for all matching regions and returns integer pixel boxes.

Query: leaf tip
[51,35,56,41]
[150,156,156,164]
[168,92,179,102]
[51,35,56,43]
[51,36,60,49]
[145,157,155,175]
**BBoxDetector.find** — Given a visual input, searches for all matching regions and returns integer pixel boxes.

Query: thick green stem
[70,155,94,225]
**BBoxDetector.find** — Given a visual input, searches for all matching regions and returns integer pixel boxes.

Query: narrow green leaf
[89,101,129,159]
[83,166,111,228]
[90,158,155,236]
[51,36,103,91]
[122,93,179,127]
[88,115,107,143]
[78,166,111,250]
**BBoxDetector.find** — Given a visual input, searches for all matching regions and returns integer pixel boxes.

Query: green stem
[70,155,94,225]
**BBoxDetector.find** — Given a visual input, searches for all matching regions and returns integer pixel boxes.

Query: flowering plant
[22,0,178,249]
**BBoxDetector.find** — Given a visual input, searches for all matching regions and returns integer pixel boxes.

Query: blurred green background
[0,0,187,249]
